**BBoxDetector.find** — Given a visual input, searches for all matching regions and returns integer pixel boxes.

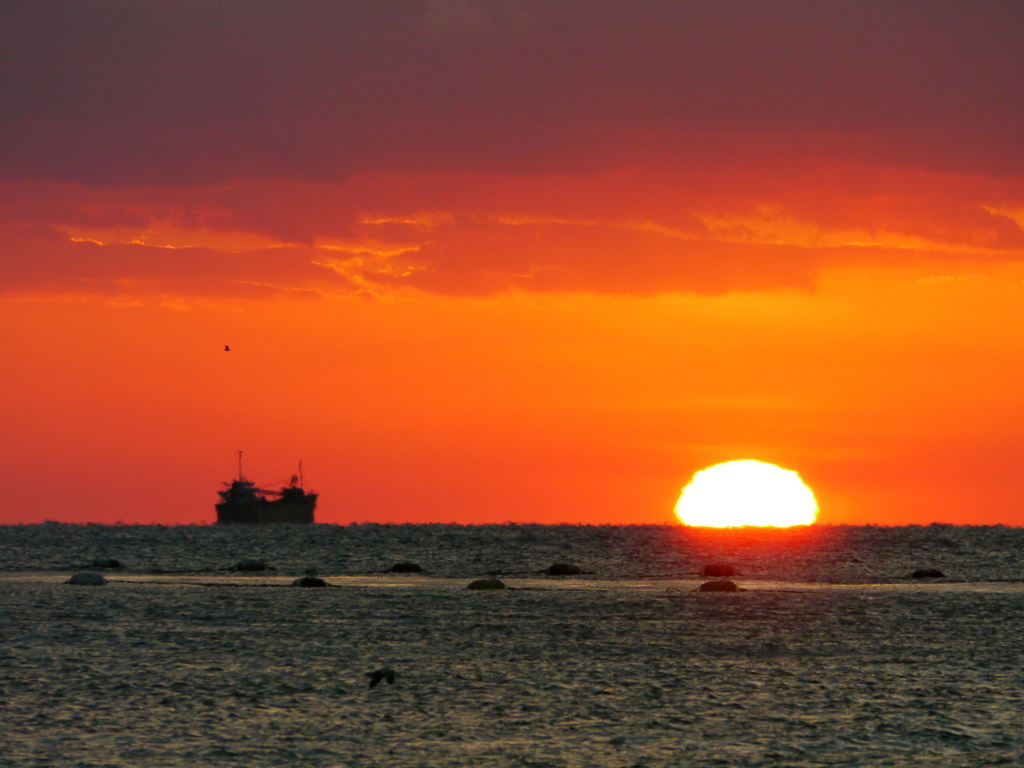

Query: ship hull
[215,494,317,524]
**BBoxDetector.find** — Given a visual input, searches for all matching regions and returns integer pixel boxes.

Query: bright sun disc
[675,460,818,527]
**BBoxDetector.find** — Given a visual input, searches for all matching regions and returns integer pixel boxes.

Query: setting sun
[675,460,818,527]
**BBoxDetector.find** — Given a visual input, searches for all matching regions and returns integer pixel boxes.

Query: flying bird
[224,345,231,351]
[367,667,396,689]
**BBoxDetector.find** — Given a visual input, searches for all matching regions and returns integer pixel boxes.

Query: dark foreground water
[2,524,1023,767]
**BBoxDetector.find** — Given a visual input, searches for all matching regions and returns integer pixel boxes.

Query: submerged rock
[235,559,272,572]
[698,579,740,592]
[703,563,736,578]
[67,572,107,586]
[545,563,582,576]
[389,562,423,573]
[911,568,945,578]
[293,576,328,587]
[467,578,506,590]
[89,558,122,568]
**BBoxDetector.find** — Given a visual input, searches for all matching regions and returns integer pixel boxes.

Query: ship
[216,453,317,524]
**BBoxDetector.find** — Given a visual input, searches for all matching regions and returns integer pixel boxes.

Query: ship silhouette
[216,453,317,524]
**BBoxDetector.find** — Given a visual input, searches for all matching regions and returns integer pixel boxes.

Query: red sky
[3,1,1024,525]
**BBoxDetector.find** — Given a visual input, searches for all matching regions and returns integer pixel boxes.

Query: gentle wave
[1,522,1022,583]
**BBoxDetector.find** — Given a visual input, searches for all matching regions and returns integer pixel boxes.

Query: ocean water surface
[2,523,1023,767]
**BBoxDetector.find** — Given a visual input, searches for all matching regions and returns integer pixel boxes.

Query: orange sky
[2,2,1024,525]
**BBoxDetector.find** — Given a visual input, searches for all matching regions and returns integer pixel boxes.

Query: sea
[2,522,1023,767]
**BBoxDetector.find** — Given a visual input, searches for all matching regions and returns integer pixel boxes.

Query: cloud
[421,0,530,35]
[3,3,1023,298]
[1,2,1022,184]
[0,222,346,299]
[2,165,1023,298]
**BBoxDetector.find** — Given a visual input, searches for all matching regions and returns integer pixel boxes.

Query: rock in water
[367,667,396,688]
[703,563,736,577]
[235,559,272,572]
[293,576,327,587]
[389,562,423,573]
[911,568,945,578]
[545,563,582,576]
[89,558,121,568]
[698,579,739,592]
[467,578,506,590]
[67,572,107,586]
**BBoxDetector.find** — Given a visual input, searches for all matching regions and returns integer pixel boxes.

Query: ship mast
[238,450,244,481]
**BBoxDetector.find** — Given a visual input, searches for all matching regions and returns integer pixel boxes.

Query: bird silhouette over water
[224,345,231,351]
[367,667,396,689]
